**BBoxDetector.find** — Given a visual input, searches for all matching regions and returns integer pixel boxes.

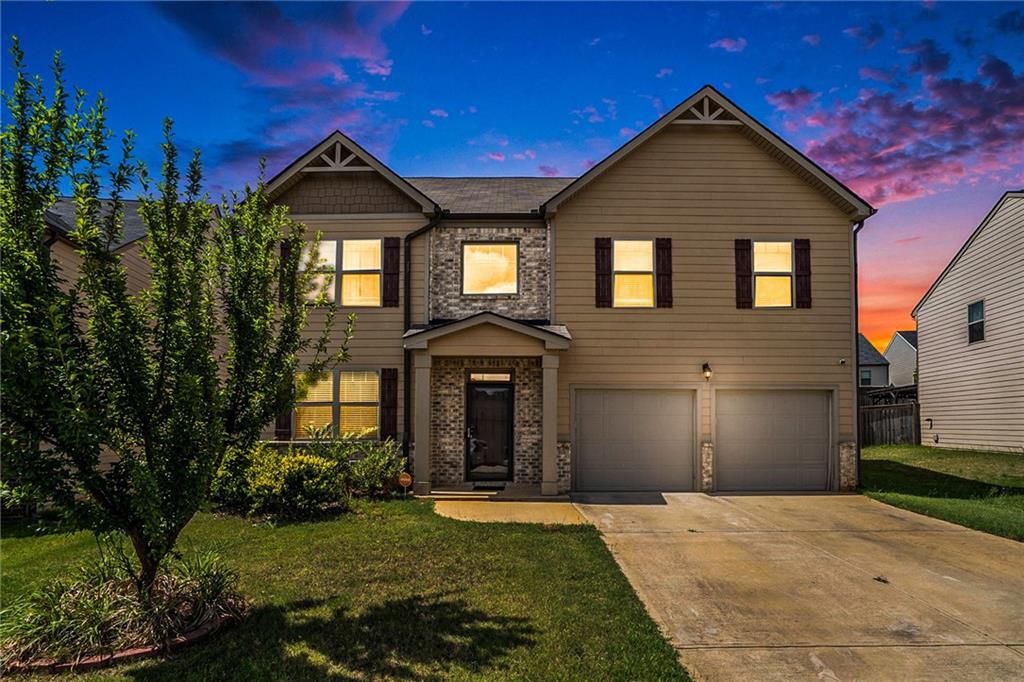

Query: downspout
[852,218,866,488]
[402,212,444,460]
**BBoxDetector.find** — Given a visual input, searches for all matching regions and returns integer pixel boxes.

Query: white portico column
[541,354,559,496]
[413,353,432,495]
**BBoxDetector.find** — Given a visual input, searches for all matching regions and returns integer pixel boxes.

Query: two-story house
[266,85,875,494]
[883,331,917,387]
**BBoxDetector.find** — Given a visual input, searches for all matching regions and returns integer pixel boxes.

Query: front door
[466,382,513,481]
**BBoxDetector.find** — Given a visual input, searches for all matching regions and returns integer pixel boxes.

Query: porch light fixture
[702,362,713,381]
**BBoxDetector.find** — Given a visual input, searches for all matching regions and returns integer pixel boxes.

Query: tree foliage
[0,39,351,590]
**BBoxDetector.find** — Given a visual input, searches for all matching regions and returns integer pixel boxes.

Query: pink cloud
[486,152,506,162]
[619,127,637,138]
[859,66,897,83]
[655,67,673,79]
[538,165,561,177]
[512,149,538,161]
[765,87,820,111]
[709,37,748,52]
[581,159,597,170]
[802,34,821,46]
[843,20,885,49]
[429,108,449,118]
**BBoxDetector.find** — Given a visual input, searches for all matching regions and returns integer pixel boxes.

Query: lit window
[463,243,518,294]
[469,372,512,382]
[967,301,984,343]
[301,240,337,303]
[613,240,654,307]
[860,369,872,386]
[292,370,380,439]
[341,239,381,307]
[753,241,793,308]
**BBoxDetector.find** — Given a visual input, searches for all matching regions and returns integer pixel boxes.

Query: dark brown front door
[466,382,513,481]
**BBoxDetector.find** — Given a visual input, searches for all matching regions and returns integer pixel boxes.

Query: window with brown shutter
[794,239,811,308]
[655,238,672,308]
[735,239,753,308]
[380,368,398,440]
[595,237,612,307]
[382,237,400,307]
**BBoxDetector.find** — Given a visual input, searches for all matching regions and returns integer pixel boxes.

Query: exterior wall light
[702,362,713,381]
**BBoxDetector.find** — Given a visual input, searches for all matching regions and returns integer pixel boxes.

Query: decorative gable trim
[266,130,439,214]
[542,85,874,222]
[402,312,571,350]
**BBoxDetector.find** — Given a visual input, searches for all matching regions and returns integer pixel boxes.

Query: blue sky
[3,1,1023,345]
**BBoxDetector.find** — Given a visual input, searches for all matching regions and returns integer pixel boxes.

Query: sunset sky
[4,1,1023,350]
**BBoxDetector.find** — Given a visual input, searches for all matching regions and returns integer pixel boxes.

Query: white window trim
[612,238,656,309]
[293,368,381,440]
[752,239,795,309]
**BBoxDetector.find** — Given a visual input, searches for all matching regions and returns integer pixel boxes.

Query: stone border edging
[5,613,234,674]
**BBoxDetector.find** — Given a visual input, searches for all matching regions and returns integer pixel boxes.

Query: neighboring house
[883,331,918,386]
[44,198,151,294]
[913,191,1024,453]
[857,334,889,387]
[266,85,875,494]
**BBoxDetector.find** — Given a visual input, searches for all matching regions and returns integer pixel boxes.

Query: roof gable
[266,131,438,213]
[858,333,888,366]
[402,312,571,350]
[912,191,1024,317]
[542,85,874,221]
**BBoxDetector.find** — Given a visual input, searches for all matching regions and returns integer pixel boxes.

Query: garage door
[716,390,830,491]
[575,389,695,491]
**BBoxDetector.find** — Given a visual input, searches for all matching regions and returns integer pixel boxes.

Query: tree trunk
[128,528,160,593]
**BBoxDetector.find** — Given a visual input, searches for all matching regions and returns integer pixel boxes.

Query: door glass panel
[469,372,511,382]
[466,385,511,481]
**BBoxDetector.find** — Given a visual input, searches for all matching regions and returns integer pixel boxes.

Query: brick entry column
[541,354,559,496]
[413,353,432,495]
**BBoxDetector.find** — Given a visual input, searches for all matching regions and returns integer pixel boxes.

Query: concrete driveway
[574,493,1024,681]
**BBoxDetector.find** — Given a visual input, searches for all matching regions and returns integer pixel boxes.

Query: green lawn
[861,444,1024,541]
[1,500,688,681]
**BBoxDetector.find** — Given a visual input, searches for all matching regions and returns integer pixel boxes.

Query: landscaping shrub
[246,449,346,516]
[0,550,245,670]
[211,444,260,509]
[349,439,407,497]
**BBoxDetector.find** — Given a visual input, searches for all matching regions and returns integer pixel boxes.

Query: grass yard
[861,444,1024,541]
[1,500,688,681]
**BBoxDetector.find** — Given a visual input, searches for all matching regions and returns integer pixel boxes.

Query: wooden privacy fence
[860,402,920,446]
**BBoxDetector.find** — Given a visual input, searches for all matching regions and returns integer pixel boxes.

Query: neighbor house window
[341,239,381,307]
[753,241,793,308]
[301,240,337,303]
[462,242,518,294]
[293,370,380,439]
[967,300,985,343]
[860,369,872,386]
[613,240,654,307]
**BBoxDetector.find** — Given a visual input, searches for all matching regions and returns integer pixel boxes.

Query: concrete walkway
[433,500,586,525]
[574,493,1024,681]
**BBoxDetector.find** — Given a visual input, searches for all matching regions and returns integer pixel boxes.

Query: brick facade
[276,173,421,214]
[429,357,543,487]
[429,224,549,321]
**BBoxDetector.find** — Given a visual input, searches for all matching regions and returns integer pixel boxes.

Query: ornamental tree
[0,41,350,591]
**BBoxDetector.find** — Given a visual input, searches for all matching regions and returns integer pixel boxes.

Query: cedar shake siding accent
[276,173,421,214]
[552,125,858,442]
[915,193,1024,453]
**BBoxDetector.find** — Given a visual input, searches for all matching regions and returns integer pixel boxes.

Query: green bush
[0,550,244,669]
[211,444,260,509]
[350,439,407,497]
[246,449,346,516]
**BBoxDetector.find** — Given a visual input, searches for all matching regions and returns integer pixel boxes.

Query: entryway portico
[403,312,570,496]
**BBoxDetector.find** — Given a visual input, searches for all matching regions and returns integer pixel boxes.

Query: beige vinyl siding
[917,195,1024,453]
[49,238,83,290]
[884,335,917,386]
[552,125,857,442]
[50,237,151,296]
[425,323,545,357]
[410,233,427,325]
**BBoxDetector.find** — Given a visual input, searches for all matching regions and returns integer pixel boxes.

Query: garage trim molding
[709,383,840,492]
[569,382,705,492]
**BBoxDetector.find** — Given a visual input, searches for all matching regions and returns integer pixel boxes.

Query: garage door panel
[716,390,830,491]
[575,389,695,492]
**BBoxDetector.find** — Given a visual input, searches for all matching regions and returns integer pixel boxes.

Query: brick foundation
[700,441,715,491]
[556,441,572,493]
[838,441,858,491]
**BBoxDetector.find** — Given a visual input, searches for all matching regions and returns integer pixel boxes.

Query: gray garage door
[716,390,830,491]
[575,389,695,491]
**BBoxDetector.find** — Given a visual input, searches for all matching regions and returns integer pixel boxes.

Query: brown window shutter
[655,238,673,308]
[382,237,400,307]
[595,237,612,308]
[380,368,398,440]
[735,239,753,309]
[795,238,812,308]
[279,241,292,304]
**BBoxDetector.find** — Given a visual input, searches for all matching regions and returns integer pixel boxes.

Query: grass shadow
[861,459,1024,500]
[128,591,537,680]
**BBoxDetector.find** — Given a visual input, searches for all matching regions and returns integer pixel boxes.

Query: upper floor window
[859,369,872,386]
[967,300,985,343]
[294,370,380,439]
[753,241,793,308]
[613,240,654,307]
[301,239,381,307]
[462,242,518,295]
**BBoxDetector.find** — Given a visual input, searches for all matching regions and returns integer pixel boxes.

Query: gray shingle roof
[406,177,575,214]
[894,330,918,349]
[858,333,889,366]
[45,197,149,251]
